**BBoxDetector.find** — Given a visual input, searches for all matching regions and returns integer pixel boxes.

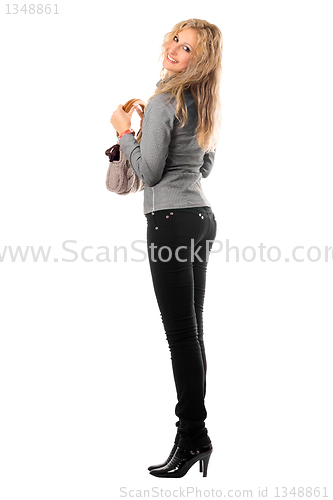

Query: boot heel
[199,459,203,472]
[202,452,211,477]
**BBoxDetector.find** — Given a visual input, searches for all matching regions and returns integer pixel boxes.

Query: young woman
[110,18,223,478]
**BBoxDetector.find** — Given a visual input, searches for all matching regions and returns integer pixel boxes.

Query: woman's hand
[110,104,137,135]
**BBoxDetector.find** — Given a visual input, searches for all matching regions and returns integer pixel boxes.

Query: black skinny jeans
[145,205,217,450]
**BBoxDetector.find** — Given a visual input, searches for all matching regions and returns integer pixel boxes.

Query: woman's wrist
[118,128,135,139]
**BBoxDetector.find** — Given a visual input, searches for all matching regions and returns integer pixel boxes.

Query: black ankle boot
[149,443,213,478]
[147,442,178,471]
[147,422,180,471]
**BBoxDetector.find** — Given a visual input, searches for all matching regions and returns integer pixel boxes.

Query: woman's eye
[173,35,190,52]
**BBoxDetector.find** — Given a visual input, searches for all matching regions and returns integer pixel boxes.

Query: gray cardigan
[119,79,215,214]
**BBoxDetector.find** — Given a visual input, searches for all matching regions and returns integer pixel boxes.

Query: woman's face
[163,28,198,73]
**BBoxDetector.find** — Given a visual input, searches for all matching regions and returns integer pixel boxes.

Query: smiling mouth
[167,53,178,63]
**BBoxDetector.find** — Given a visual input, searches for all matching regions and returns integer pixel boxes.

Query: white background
[0,0,332,498]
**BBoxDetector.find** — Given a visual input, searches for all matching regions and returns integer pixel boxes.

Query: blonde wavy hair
[147,19,223,153]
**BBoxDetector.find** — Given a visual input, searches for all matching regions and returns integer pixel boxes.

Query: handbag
[105,98,146,195]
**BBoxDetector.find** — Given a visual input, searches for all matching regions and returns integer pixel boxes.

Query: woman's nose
[169,42,178,55]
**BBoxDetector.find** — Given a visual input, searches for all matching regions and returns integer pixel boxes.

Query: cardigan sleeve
[118,95,176,187]
[200,150,216,178]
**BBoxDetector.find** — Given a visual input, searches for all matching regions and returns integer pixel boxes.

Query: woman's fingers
[134,105,144,119]
[109,103,144,131]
